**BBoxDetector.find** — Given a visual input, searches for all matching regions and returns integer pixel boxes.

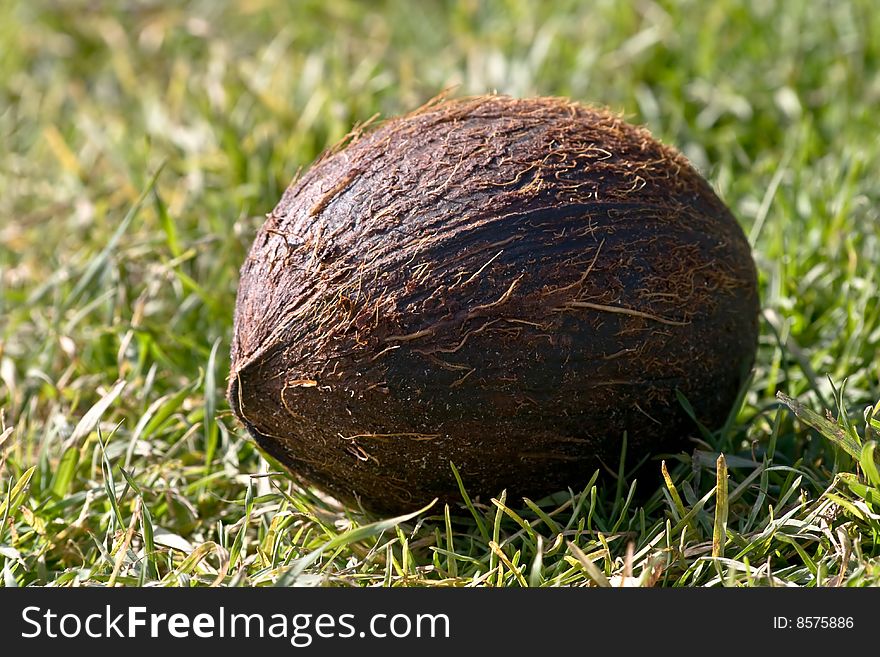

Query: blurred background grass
[1,0,879,586]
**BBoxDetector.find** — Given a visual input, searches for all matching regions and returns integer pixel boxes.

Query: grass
[1,0,879,587]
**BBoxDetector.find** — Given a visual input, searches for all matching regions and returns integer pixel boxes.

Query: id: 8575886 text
[772,617,853,630]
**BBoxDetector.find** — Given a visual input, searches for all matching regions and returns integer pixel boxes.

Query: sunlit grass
[1,0,878,587]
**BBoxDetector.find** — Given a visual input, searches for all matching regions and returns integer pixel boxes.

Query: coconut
[228,95,759,515]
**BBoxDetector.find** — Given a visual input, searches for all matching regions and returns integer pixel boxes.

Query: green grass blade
[51,445,80,498]
[777,392,864,460]
[859,442,880,487]
[450,461,489,542]
[0,466,37,542]
[203,337,222,473]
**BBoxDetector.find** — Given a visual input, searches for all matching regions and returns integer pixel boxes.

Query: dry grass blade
[712,454,728,559]
[567,541,610,587]
[488,541,528,587]
[108,497,141,587]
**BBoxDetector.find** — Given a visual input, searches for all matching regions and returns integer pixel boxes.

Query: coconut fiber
[229,95,759,515]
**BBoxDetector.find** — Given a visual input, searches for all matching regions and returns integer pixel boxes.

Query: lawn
[1,0,879,587]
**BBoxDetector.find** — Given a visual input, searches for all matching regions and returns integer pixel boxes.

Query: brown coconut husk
[229,95,759,515]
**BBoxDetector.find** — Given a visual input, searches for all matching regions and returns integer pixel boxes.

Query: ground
[1,0,878,587]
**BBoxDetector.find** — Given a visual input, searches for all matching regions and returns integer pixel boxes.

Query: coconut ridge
[229,95,759,514]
